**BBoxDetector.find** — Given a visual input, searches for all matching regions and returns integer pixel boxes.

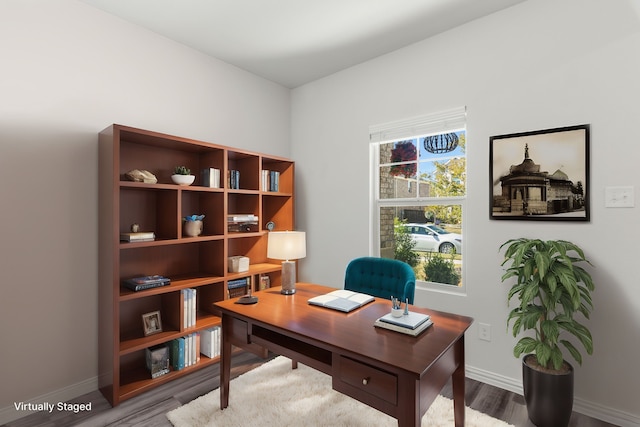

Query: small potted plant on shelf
[183,214,205,237]
[171,166,195,186]
[500,238,595,427]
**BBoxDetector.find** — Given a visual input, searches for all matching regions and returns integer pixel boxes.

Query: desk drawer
[335,356,397,405]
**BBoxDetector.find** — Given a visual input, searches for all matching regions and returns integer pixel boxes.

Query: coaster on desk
[235,295,259,304]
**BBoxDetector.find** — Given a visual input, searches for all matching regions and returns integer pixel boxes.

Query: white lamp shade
[267,231,306,261]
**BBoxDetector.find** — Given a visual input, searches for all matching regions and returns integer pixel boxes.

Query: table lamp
[267,231,306,295]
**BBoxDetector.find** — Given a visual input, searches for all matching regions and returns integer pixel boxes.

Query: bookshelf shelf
[99,124,294,406]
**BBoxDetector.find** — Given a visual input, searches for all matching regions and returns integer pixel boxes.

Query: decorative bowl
[171,174,195,186]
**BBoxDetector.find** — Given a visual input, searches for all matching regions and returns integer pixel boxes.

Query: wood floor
[4,352,617,427]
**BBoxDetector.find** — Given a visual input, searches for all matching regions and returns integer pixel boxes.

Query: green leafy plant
[174,165,191,175]
[500,238,595,371]
[393,217,418,267]
[423,252,460,285]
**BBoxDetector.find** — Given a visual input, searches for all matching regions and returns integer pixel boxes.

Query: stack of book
[228,277,250,298]
[201,167,221,188]
[169,333,200,371]
[123,275,170,292]
[261,169,280,192]
[182,288,196,328]
[374,311,433,336]
[227,214,258,232]
[120,231,155,242]
[200,326,221,358]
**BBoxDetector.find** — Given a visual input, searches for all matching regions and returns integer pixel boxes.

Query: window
[370,107,466,291]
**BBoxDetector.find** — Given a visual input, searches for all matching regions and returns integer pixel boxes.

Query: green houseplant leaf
[500,238,595,371]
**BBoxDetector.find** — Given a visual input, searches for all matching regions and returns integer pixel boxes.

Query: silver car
[404,223,462,254]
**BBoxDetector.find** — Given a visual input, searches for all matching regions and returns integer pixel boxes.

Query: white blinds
[369,106,466,143]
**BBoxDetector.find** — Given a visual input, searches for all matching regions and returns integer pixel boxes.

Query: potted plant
[500,238,595,427]
[171,166,195,186]
[183,214,205,237]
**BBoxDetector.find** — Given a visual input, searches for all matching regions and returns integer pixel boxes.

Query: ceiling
[81,0,526,88]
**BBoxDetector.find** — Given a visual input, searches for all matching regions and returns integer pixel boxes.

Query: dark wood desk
[215,283,473,427]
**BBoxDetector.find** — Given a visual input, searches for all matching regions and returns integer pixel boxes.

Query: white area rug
[167,356,513,427]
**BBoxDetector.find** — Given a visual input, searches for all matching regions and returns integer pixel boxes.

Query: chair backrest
[344,257,415,304]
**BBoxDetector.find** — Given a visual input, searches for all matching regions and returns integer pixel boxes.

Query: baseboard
[573,397,640,427]
[0,376,98,424]
[466,364,523,395]
[466,365,640,427]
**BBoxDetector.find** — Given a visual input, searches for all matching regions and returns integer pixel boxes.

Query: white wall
[0,0,290,422]
[292,0,640,425]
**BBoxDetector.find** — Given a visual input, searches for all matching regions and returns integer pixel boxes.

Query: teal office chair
[344,257,415,304]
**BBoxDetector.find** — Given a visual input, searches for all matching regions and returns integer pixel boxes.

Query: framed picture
[490,124,590,221]
[142,311,162,336]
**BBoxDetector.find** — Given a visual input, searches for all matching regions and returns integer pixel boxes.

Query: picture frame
[489,124,590,221]
[142,310,163,336]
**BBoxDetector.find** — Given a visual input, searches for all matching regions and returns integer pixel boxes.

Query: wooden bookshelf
[98,124,294,406]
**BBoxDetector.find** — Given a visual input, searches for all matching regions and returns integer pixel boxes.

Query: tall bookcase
[98,124,294,406]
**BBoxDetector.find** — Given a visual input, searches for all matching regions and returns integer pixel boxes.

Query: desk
[215,283,473,427]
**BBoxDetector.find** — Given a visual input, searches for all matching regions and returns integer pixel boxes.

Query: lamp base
[280,260,296,295]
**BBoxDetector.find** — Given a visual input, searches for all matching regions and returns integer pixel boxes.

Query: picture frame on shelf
[259,274,271,290]
[142,311,163,336]
[489,124,590,222]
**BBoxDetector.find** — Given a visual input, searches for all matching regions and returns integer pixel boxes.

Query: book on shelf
[261,169,280,192]
[170,337,185,371]
[228,169,240,189]
[182,288,197,328]
[195,333,200,364]
[228,277,250,288]
[172,333,200,368]
[120,231,155,242]
[307,289,375,313]
[374,316,433,336]
[228,214,259,222]
[123,275,170,291]
[227,214,259,232]
[201,167,221,188]
[228,277,250,298]
[200,326,221,358]
[145,344,170,378]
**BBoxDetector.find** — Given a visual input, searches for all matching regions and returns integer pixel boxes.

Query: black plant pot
[522,355,574,427]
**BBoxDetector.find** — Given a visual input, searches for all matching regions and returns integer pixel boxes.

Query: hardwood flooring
[4,352,617,427]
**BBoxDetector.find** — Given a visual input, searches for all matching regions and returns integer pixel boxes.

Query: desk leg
[396,377,420,427]
[220,314,232,409]
[452,336,466,427]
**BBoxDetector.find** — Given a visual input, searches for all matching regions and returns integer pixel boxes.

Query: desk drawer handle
[362,377,370,385]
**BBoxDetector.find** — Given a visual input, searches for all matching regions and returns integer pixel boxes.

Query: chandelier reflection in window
[422,133,459,154]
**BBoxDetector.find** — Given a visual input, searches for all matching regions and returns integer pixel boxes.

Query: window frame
[369,108,467,295]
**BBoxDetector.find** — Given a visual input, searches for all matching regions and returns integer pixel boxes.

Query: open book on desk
[308,289,375,313]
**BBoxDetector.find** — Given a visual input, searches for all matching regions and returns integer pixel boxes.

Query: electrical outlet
[479,323,491,341]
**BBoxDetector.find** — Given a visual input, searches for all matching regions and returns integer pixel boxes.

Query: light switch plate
[605,186,634,208]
